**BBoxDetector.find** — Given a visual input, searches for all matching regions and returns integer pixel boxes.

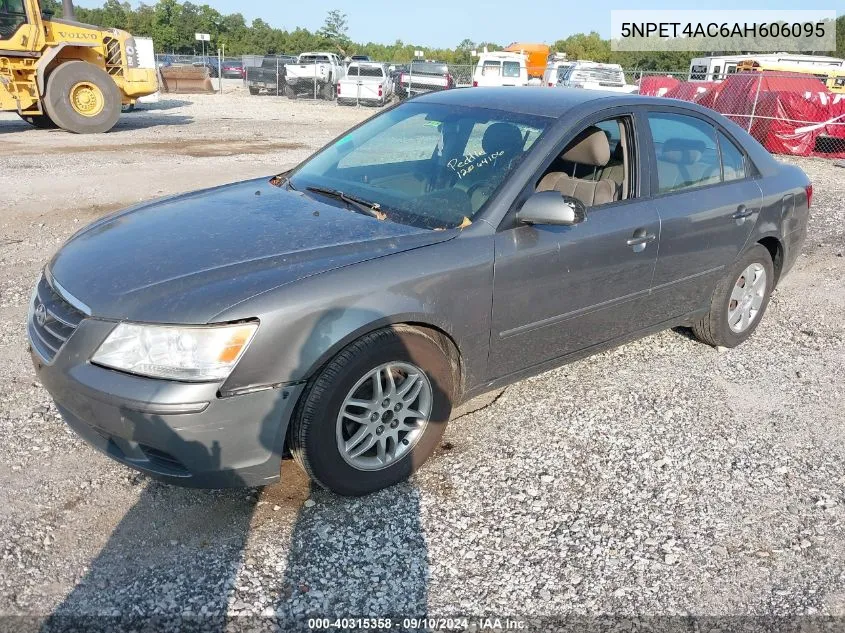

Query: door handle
[732,206,754,220]
[626,233,657,247]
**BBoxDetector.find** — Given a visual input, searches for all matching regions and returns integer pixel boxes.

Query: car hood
[49,178,454,323]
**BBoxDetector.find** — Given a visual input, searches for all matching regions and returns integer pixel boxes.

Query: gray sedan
[28,88,810,496]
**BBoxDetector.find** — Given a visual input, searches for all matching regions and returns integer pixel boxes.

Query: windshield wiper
[306,186,387,220]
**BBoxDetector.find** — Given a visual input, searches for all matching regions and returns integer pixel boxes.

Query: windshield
[290,102,550,230]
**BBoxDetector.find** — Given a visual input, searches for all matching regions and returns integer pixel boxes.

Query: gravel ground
[0,91,844,631]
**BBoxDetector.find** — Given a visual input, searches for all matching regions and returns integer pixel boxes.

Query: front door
[488,113,661,379]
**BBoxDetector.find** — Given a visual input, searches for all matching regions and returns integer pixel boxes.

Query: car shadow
[0,113,194,135]
[40,310,436,630]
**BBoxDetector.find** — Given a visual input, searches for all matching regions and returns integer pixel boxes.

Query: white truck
[556,61,638,93]
[337,62,393,106]
[284,52,346,100]
[472,51,529,88]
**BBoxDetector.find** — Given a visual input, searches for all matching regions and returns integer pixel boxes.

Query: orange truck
[503,42,550,78]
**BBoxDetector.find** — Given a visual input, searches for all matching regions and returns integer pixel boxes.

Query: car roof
[415,87,723,120]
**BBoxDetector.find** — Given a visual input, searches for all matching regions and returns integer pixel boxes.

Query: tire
[692,244,775,348]
[248,86,260,95]
[284,84,296,99]
[43,61,122,134]
[19,113,58,129]
[321,81,336,101]
[289,326,457,496]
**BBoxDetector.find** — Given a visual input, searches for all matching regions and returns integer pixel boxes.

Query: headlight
[91,322,258,382]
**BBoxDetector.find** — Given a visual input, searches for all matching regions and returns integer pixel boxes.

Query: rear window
[348,65,385,78]
[481,61,501,77]
[300,55,331,64]
[410,62,448,76]
[503,61,521,78]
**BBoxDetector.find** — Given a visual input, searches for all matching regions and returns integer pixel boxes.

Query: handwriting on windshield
[447,151,505,180]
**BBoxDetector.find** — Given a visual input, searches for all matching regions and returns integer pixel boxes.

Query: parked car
[557,61,637,93]
[472,51,529,87]
[284,52,345,100]
[543,54,572,87]
[192,60,219,78]
[221,59,245,79]
[29,88,810,496]
[247,55,297,95]
[337,62,393,106]
[396,61,454,98]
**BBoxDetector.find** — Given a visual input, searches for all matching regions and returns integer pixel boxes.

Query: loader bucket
[159,66,215,94]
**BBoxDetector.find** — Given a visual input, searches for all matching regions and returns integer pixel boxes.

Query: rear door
[644,108,763,318]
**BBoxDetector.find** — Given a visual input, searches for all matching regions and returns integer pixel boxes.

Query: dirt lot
[1,91,844,630]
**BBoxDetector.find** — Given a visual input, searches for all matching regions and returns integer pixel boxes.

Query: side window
[718,131,746,181]
[535,116,633,207]
[648,112,721,194]
[0,0,27,40]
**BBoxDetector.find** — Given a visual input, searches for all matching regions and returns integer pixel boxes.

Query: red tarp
[637,72,845,158]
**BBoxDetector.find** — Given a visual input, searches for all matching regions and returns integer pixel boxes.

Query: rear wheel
[44,61,121,134]
[248,85,260,95]
[692,244,774,348]
[321,81,336,100]
[289,326,456,496]
[19,113,58,129]
[284,84,296,99]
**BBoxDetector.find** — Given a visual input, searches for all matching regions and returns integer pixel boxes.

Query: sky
[74,0,841,49]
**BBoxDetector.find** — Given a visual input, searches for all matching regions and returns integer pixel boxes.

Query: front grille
[28,274,85,362]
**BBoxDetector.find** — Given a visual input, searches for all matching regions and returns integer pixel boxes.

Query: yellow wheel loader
[0,0,158,133]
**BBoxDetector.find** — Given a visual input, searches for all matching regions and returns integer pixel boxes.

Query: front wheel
[43,61,122,134]
[289,326,456,496]
[692,244,774,348]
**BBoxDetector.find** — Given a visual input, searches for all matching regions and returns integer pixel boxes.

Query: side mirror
[517,191,587,226]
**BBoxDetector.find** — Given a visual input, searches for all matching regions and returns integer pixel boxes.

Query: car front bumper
[29,317,304,489]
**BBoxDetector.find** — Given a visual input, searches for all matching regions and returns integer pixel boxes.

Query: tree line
[43,0,845,71]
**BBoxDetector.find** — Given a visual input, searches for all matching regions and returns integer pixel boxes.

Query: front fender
[218,229,495,397]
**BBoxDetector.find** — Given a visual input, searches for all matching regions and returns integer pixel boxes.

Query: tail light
[446,73,454,88]
[337,82,341,95]
[806,184,813,209]
[472,80,478,87]
[400,73,407,84]
[378,84,383,97]
[548,82,554,87]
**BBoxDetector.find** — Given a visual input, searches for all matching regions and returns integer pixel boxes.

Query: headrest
[482,122,524,156]
[561,126,610,167]
[661,138,705,165]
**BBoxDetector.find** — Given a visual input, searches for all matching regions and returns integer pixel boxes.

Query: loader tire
[19,114,58,129]
[44,61,122,134]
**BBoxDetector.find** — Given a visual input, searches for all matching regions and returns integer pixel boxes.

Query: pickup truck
[284,52,346,100]
[337,62,393,106]
[247,55,297,95]
[396,61,454,99]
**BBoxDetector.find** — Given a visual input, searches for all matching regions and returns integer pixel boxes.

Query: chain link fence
[153,54,845,159]
[633,70,845,159]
